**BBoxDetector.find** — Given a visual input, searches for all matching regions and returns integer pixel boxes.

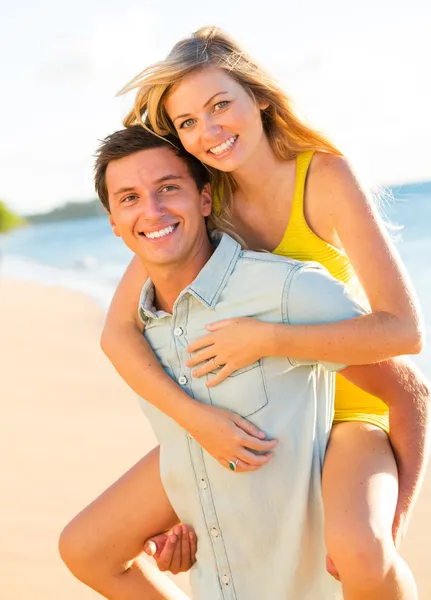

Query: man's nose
[143,193,165,219]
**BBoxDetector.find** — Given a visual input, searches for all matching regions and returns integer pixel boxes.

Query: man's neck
[144,239,214,314]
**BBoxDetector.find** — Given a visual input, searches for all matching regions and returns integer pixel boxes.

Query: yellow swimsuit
[273,151,389,432]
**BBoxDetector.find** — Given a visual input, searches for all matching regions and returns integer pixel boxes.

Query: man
[60,126,428,600]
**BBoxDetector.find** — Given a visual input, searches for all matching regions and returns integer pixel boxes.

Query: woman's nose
[201,117,222,140]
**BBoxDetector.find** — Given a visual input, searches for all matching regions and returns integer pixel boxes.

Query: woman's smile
[207,135,239,158]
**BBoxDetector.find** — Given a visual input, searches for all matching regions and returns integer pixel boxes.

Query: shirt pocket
[206,360,268,417]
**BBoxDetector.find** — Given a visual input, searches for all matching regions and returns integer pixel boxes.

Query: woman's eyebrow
[173,91,228,123]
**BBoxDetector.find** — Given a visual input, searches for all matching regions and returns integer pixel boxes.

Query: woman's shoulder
[309,152,359,189]
[307,152,368,217]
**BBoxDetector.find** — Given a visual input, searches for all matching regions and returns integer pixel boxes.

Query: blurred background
[1,0,430,351]
[0,1,430,598]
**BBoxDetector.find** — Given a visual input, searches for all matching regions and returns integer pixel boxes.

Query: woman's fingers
[233,416,268,440]
[221,453,273,472]
[187,335,214,355]
[206,366,233,386]
[187,346,216,369]
[235,448,275,468]
[234,430,278,454]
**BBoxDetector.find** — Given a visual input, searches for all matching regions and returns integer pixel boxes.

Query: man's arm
[340,358,430,543]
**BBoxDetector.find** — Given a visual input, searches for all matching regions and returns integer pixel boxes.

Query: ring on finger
[228,458,239,471]
[211,357,221,369]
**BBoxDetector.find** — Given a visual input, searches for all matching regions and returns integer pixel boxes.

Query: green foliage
[0,201,24,233]
[26,199,104,223]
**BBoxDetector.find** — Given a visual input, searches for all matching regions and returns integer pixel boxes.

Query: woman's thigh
[60,445,179,568]
[322,422,398,560]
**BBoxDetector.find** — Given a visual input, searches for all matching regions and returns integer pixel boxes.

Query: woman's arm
[187,154,424,377]
[269,153,424,363]
[101,255,277,467]
[301,152,423,359]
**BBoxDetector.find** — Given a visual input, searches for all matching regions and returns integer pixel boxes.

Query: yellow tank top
[273,150,389,431]
[273,151,364,299]
[212,150,389,431]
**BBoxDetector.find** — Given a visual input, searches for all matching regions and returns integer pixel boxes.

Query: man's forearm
[387,362,430,528]
[341,358,430,532]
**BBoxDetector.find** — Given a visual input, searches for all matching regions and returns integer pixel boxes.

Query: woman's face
[164,66,268,173]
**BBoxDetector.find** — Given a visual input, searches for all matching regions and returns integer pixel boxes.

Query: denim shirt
[138,234,366,600]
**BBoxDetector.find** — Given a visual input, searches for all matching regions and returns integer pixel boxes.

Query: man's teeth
[144,225,175,239]
[209,135,237,155]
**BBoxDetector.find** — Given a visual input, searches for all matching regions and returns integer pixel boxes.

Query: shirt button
[179,375,188,385]
[174,327,183,336]
[221,574,230,585]
[199,479,208,490]
[210,527,220,538]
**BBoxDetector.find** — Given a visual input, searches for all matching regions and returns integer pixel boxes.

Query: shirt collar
[139,233,242,324]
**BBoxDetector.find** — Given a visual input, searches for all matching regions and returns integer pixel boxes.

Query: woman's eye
[180,118,195,129]
[214,100,229,112]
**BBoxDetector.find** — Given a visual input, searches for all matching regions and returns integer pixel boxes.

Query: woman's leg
[58,446,189,600]
[322,422,417,600]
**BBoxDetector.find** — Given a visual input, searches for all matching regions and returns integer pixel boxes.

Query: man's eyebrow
[112,176,184,197]
[154,175,185,184]
[112,186,136,197]
[173,91,228,123]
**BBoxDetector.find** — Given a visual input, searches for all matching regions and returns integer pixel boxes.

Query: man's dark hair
[94,125,210,212]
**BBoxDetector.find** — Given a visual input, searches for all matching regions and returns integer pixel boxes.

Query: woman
[60,27,426,600]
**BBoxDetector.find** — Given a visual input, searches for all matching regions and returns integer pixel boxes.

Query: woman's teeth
[144,225,175,239]
[209,135,237,155]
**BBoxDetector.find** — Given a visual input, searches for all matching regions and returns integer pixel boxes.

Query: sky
[1,0,430,215]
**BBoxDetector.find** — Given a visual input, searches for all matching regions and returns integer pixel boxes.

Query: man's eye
[214,100,229,112]
[121,195,138,204]
[180,118,195,129]
[160,185,178,193]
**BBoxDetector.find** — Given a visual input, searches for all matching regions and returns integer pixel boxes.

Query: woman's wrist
[260,321,291,358]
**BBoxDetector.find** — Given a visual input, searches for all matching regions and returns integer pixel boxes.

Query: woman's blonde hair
[120,26,342,238]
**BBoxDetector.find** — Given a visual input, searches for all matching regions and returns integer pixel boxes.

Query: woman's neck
[232,133,290,204]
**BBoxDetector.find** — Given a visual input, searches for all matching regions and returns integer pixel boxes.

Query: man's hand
[144,524,197,574]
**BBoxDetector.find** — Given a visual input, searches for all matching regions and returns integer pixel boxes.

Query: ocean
[1,184,430,373]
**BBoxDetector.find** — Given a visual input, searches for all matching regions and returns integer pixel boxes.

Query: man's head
[94,126,212,271]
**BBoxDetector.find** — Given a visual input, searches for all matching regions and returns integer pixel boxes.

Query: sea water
[1,184,430,373]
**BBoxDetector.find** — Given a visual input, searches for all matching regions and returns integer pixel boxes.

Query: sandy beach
[1,278,429,599]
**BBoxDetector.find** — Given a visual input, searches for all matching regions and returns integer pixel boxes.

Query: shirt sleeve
[282,262,369,371]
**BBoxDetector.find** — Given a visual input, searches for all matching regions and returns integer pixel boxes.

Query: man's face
[106,146,212,270]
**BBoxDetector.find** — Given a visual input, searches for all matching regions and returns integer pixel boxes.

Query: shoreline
[1,277,429,598]
[1,278,190,598]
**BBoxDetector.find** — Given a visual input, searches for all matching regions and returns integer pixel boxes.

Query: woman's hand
[187,403,277,473]
[144,524,197,574]
[187,318,271,386]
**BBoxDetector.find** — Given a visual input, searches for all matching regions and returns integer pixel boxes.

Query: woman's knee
[58,519,87,577]
[58,516,112,582]
[327,524,396,587]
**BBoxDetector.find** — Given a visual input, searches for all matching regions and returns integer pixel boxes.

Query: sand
[0,279,429,599]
